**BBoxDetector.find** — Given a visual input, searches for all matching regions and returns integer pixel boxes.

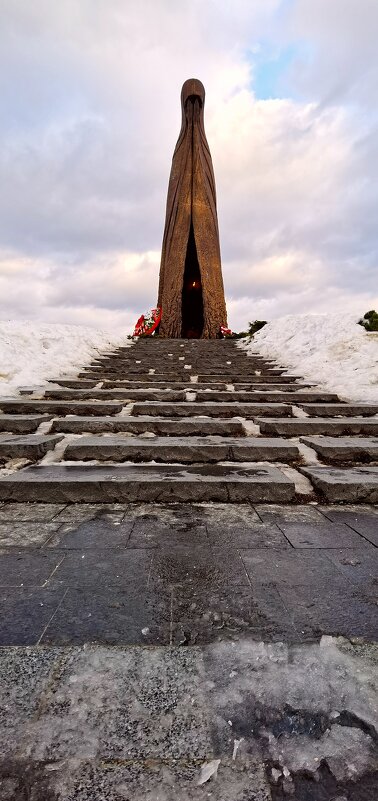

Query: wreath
[133,306,162,337]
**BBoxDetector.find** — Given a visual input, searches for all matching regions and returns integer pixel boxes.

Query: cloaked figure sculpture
[157,79,228,338]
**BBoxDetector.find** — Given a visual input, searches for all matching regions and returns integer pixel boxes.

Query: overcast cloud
[0,0,377,331]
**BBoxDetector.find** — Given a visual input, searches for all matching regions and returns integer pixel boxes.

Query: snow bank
[239,313,378,403]
[0,321,130,397]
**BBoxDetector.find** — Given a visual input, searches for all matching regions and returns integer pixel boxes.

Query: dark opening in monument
[181,223,204,338]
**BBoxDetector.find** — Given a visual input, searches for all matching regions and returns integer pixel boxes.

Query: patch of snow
[239,314,378,403]
[0,321,130,397]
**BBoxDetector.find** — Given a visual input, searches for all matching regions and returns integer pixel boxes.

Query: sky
[0,0,377,333]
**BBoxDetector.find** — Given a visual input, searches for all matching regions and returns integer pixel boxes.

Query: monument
[157,78,228,338]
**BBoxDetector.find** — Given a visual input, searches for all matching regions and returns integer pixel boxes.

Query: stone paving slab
[276,521,374,548]
[0,433,63,462]
[63,435,300,463]
[319,507,378,546]
[47,517,134,549]
[0,399,124,416]
[0,521,62,548]
[205,522,290,548]
[51,415,246,436]
[0,549,64,587]
[0,464,296,503]
[257,417,378,436]
[301,435,378,463]
[298,403,378,417]
[51,548,154,588]
[0,586,66,645]
[0,414,52,433]
[301,466,378,502]
[0,503,376,647]
[40,585,172,646]
[254,503,328,523]
[278,579,378,640]
[0,502,66,521]
[133,401,293,418]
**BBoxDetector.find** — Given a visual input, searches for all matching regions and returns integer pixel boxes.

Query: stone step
[0,463,296,503]
[132,401,292,418]
[0,400,124,416]
[87,358,273,367]
[100,376,314,392]
[301,465,378,503]
[93,361,262,371]
[195,390,340,403]
[103,380,228,390]
[257,417,378,436]
[42,388,330,404]
[78,371,193,381]
[300,436,378,464]
[195,371,298,380]
[44,388,185,402]
[0,414,52,433]
[48,378,100,388]
[63,435,299,463]
[101,380,310,391]
[90,358,267,368]
[51,416,246,436]
[0,434,63,462]
[298,403,378,417]
[78,371,294,383]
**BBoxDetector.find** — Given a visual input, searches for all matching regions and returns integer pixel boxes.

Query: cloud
[0,0,377,333]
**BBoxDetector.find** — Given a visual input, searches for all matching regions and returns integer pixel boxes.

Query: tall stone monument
[157,78,228,338]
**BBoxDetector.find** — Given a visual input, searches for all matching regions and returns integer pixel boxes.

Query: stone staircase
[0,338,378,503]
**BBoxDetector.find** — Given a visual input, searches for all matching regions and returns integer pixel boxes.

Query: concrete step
[298,403,378,417]
[257,418,378,436]
[300,436,378,464]
[44,388,185,402]
[301,465,378,503]
[0,434,63,462]
[195,390,340,403]
[132,401,292,418]
[0,463,296,503]
[63,435,299,464]
[51,416,246,436]
[0,414,52,433]
[0,400,124,416]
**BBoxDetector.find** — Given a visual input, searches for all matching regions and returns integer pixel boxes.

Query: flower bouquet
[219,324,233,338]
[133,306,162,337]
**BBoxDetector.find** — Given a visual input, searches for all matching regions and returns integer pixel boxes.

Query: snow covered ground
[239,313,378,403]
[0,321,130,397]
